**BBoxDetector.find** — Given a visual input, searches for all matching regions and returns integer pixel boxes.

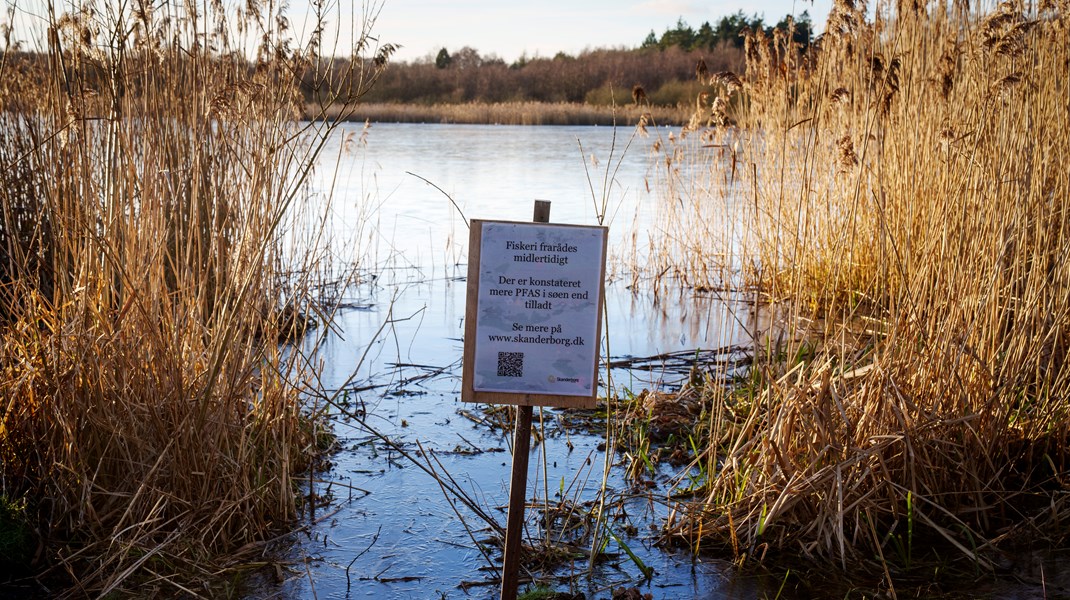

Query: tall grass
[644,0,1070,580]
[316,100,694,126]
[0,0,387,594]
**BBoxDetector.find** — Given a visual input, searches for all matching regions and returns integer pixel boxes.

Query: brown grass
[312,100,693,126]
[636,0,1070,585]
[0,1,386,595]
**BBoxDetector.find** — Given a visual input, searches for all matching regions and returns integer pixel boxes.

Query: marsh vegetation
[0,0,391,595]
[1,0,1068,598]
[627,0,1070,593]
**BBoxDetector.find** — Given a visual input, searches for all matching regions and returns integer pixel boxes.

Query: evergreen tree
[659,17,696,50]
[695,21,716,50]
[714,11,764,48]
[435,47,451,69]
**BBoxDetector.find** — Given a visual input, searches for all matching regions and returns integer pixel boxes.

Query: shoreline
[305,101,693,127]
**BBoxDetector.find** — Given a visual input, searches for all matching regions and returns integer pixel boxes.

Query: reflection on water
[309,122,662,277]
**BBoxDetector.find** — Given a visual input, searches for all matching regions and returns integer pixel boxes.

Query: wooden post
[499,200,550,600]
[500,404,532,600]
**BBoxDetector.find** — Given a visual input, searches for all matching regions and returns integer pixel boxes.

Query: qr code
[497,351,524,377]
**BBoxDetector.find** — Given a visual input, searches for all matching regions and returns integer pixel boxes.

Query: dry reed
[638,0,1070,584]
[314,100,693,126]
[0,0,387,595]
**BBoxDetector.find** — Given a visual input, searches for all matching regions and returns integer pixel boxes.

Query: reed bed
[315,100,693,126]
[0,1,385,595]
[638,0,1070,584]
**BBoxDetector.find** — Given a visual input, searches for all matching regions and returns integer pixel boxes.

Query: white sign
[467,221,606,400]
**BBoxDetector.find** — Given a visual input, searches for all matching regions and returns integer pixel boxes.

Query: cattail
[870,55,884,78]
[980,0,1034,58]
[713,71,743,95]
[710,96,728,126]
[996,21,1033,57]
[981,1,1017,37]
[878,56,900,115]
[837,134,859,170]
[936,43,958,100]
[828,0,863,38]
[830,87,853,105]
[636,112,650,137]
[991,72,1022,102]
[632,84,647,105]
[696,59,709,81]
[743,28,761,66]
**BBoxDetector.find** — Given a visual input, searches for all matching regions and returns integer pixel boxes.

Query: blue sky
[366,0,833,63]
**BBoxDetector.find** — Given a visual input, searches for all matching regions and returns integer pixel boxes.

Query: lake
[302,122,656,275]
[270,123,775,599]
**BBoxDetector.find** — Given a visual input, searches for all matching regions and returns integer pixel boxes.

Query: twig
[406,171,469,228]
[346,525,382,592]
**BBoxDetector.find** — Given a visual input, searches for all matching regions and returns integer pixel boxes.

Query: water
[278,276,766,600]
[302,122,676,277]
[257,123,778,599]
[258,123,1065,600]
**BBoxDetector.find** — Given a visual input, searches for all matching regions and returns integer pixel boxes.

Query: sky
[4,0,834,62]
[335,0,834,64]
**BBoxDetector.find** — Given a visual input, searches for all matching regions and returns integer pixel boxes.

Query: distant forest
[343,12,814,108]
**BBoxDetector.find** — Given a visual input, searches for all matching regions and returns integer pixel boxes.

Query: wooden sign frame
[462,217,607,410]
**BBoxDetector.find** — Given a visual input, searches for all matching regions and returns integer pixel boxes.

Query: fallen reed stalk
[640,0,1070,585]
[0,0,390,594]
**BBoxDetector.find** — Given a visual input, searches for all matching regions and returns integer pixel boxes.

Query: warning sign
[462,220,607,408]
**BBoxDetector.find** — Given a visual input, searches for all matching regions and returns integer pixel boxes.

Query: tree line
[640,11,813,52]
[333,13,813,108]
